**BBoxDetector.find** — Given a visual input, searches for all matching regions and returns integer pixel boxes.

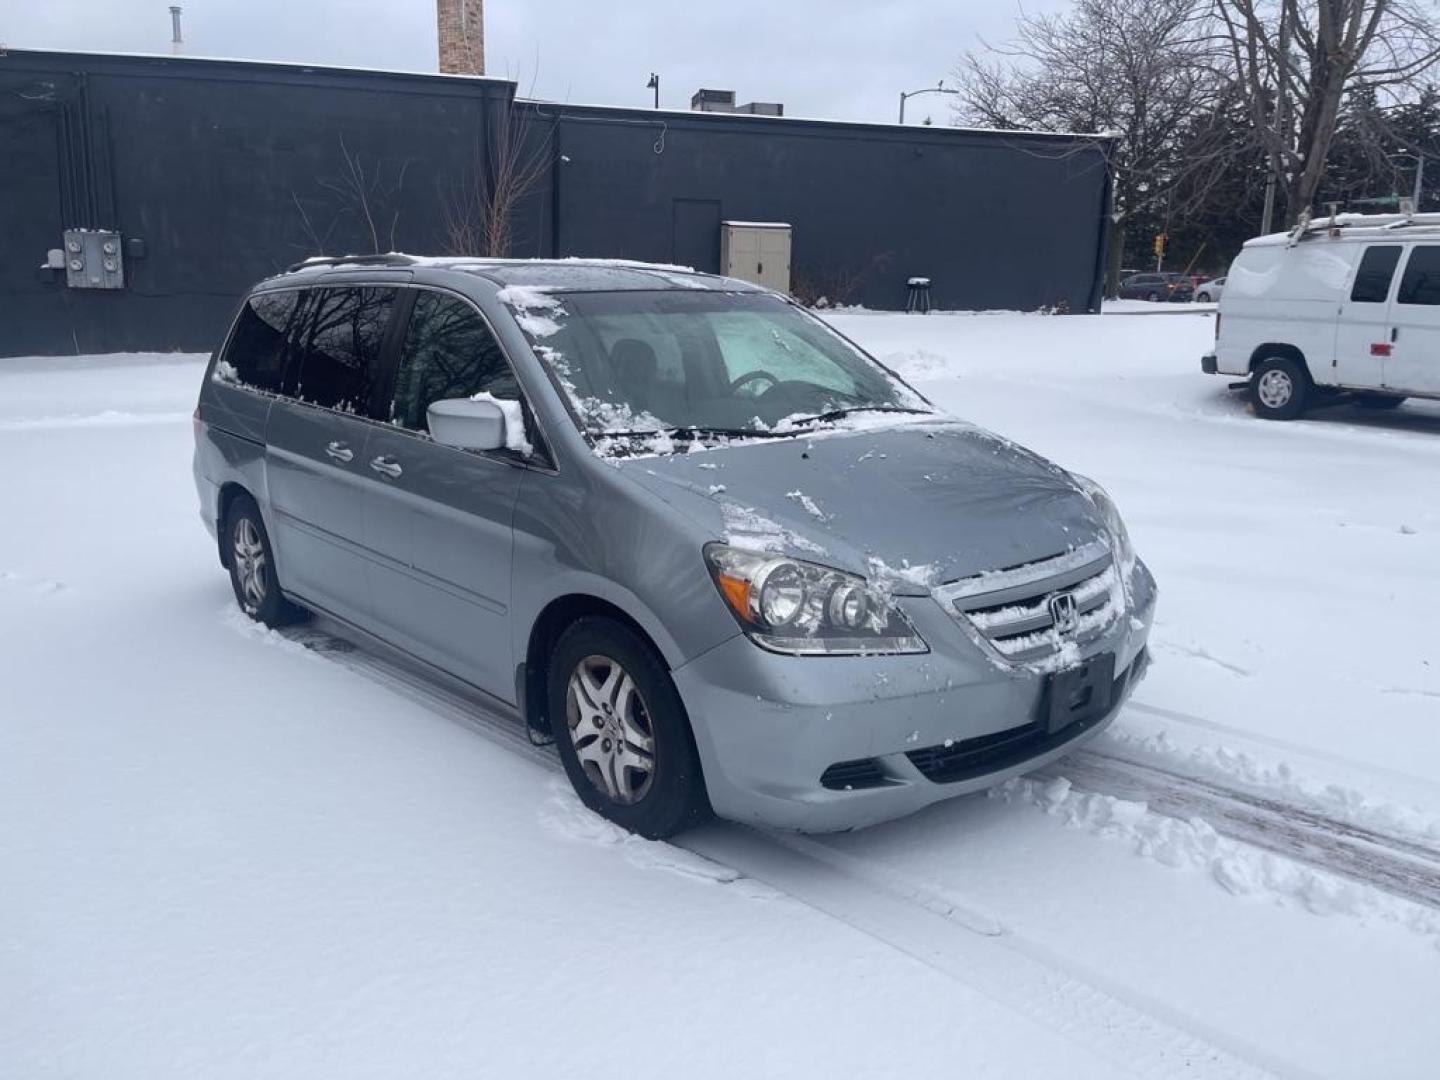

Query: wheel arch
[1249,343,1311,381]
[519,594,675,737]
[215,481,253,568]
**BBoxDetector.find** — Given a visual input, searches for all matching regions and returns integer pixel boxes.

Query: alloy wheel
[565,654,657,804]
[1257,369,1293,409]
[232,517,268,612]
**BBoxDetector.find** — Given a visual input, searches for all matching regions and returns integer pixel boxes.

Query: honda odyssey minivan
[194,255,1155,837]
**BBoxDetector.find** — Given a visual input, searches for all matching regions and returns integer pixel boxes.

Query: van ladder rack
[1286,210,1440,245]
[283,253,419,273]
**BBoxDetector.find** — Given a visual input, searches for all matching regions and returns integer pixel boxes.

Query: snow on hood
[616,420,1107,591]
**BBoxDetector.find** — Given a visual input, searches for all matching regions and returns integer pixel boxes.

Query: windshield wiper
[594,425,797,441]
[785,405,934,426]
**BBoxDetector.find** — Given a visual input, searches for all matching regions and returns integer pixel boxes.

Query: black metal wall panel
[521,104,1111,313]
[0,50,1110,358]
[0,51,511,357]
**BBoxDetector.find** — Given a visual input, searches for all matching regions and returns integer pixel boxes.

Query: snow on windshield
[498,287,934,458]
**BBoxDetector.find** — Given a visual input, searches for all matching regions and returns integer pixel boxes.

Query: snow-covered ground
[3,309,1438,1079]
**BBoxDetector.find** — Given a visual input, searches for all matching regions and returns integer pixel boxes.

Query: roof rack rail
[283,253,419,273]
[1286,209,1440,245]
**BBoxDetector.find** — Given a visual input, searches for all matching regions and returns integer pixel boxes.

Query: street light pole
[899,81,959,124]
[646,73,660,110]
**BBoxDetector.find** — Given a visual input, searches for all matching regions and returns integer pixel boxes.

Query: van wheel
[1250,356,1309,420]
[548,617,711,839]
[225,494,308,627]
[1355,393,1406,410]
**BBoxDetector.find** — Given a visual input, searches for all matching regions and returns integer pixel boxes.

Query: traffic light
[1153,233,1167,257]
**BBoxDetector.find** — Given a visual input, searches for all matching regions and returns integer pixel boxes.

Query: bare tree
[1214,0,1440,226]
[955,0,1230,293]
[290,135,413,257]
[441,101,555,257]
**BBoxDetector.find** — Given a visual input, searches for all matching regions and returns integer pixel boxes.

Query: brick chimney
[437,0,485,75]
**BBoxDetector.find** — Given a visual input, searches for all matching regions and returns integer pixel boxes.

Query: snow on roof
[1245,210,1440,247]
[516,98,1114,141]
[2,47,512,86]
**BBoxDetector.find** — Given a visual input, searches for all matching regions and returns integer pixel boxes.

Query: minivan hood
[614,419,1108,592]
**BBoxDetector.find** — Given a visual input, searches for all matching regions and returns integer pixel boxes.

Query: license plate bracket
[1042,653,1116,736]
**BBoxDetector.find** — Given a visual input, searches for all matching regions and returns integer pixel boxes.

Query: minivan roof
[273,255,765,294]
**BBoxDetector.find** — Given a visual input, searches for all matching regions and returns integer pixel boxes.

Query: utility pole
[169,6,183,55]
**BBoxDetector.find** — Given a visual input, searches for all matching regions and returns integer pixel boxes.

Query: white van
[1202,212,1440,419]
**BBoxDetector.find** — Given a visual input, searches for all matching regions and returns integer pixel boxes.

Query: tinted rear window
[216,291,298,392]
[1397,246,1440,306]
[290,287,397,414]
[1351,245,1402,303]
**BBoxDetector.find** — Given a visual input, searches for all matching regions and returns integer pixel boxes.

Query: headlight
[704,543,928,656]
[1071,473,1137,575]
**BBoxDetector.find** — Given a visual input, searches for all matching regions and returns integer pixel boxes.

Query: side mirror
[427,397,507,452]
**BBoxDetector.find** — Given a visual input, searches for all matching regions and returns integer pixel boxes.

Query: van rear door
[1387,244,1440,395]
[1332,244,1402,388]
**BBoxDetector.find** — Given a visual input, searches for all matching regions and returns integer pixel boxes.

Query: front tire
[548,617,710,839]
[1250,355,1309,420]
[225,494,308,627]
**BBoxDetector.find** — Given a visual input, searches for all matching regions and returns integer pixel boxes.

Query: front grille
[820,758,892,791]
[933,542,1122,664]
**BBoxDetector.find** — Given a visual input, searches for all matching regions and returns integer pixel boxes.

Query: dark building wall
[518,104,1112,313]
[0,50,1110,358]
[0,51,511,357]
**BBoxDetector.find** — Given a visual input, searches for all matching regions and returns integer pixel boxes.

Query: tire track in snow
[1040,750,1440,911]
[273,619,1301,1080]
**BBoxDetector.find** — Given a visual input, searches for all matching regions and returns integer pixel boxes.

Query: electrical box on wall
[63,229,126,290]
[721,221,792,294]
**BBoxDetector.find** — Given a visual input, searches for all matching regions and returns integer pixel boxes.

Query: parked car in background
[1118,272,1194,302]
[1195,276,1226,302]
[1202,212,1440,418]
[194,256,1155,838]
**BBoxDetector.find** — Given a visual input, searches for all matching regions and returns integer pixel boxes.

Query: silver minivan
[194,256,1155,837]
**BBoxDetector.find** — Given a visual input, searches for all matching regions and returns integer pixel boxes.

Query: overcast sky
[1,0,1053,125]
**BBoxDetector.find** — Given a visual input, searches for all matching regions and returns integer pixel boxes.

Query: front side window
[1397,246,1440,306]
[502,289,927,448]
[290,287,396,414]
[1351,245,1402,303]
[216,291,298,392]
[390,291,519,432]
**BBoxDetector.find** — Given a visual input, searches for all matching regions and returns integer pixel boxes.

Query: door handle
[369,456,403,478]
[325,441,354,463]
[1391,327,1399,342]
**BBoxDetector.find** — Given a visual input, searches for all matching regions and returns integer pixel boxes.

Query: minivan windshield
[502,289,930,447]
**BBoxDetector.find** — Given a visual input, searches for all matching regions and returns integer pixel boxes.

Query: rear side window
[216,291,298,392]
[389,291,520,432]
[1351,246,1402,303]
[1397,246,1440,306]
[291,287,397,414]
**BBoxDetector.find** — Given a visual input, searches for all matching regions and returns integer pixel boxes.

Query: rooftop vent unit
[690,89,784,116]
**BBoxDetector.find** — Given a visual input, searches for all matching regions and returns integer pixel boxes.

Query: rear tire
[1250,355,1309,421]
[225,494,309,628]
[1355,392,1406,410]
[1146,291,1160,302]
[548,617,711,839]
[1196,290,1212,303]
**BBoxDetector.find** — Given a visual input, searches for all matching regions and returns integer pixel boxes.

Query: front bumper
[674,560,1156,832]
